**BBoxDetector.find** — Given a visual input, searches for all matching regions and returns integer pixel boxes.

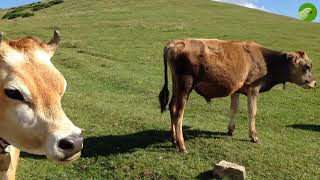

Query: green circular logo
[298,3,317,22]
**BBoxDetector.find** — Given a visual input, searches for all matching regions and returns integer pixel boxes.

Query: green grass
[1,0,320,179]
[1,0,63,20]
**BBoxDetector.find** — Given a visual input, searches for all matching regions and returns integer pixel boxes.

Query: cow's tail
[158,45,170,113]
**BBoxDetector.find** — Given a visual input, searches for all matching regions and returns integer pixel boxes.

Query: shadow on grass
[287,124,320,132]
[196,170,214,180]
[20,126,229,159]
[20,152,45,159]
[82,126,229,157]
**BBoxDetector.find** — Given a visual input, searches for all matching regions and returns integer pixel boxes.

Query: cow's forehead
[0,38,65,100]
[0,37,53,66]
[8,36,46,51]
[18,63,65,96]
[4,64,66,115]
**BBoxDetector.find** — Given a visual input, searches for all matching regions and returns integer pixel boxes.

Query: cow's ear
[286,52,299,64]
[297,51,305,57]
[46,30,61,57]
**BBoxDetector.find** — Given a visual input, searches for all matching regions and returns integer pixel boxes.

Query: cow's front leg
[247,92,259,143]
[0,146,20,180]
[228,93,240,136]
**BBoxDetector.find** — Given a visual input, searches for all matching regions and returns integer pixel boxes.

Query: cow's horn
[48,30,61,49]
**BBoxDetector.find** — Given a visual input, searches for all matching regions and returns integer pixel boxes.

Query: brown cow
[158,38,316,152]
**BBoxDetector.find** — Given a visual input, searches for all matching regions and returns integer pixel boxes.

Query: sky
[0,0,319,22]
[0,0,40,9]
[212,0,320,22]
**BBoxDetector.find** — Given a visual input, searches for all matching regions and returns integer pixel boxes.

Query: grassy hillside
[1,0,320,179]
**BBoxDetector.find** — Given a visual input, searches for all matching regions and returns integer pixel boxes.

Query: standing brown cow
[158,39,316,152]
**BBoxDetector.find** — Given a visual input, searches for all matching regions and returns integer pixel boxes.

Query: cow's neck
[260,48,289,92]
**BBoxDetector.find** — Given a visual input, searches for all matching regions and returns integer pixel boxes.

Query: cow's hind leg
[174,93,188,152]
[170,75,193,152]
[169,99,177,145]
[169,74,178,145]
[228,93,240,136]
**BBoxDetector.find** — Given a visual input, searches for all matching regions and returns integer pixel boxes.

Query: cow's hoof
[228,124,235,136]
[177,148,188,154]
[250,136,259,143]
[176,146,188,153]
[227,129,235,136]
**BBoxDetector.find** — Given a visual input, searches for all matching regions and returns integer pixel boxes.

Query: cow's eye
[304,64,311,71]
[4,89,25,101]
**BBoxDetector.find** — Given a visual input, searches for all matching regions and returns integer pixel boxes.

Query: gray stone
[213,160,246,180]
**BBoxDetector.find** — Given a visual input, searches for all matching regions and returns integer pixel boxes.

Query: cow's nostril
[57,135,83,160]
[58,139,74,150]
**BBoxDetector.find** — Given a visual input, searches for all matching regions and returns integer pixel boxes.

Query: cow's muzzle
[305,80,316,88]
[57,134,83,161]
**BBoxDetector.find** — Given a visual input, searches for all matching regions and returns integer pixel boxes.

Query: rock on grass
[213,160,246,180]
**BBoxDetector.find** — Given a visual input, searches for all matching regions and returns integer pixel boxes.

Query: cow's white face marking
[9,103,37,128]
[34,50,53,66]
[3,49,26,66]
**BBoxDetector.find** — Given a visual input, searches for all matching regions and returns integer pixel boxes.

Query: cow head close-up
[0,31,83,163]
[287,51,316,89]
